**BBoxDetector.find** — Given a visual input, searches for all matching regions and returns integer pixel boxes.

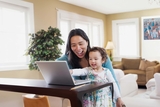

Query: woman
[56,28,124,107]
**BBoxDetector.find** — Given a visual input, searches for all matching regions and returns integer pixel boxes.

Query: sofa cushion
[146,78,155,91]
[122,58,141,70]
[139,59,157,70]
[122,97,160,107]
[150,90,160,99]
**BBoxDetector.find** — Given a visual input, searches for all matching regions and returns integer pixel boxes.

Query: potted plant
[25,26,64,70]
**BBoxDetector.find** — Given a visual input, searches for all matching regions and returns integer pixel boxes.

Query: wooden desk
[0,78,113,107]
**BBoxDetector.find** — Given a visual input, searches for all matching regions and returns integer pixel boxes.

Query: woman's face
[70,35,88,58]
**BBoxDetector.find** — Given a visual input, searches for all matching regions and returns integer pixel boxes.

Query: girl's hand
[116,98,125,107]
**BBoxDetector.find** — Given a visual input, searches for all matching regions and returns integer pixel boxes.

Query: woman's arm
[102,57,120,90]
[106,69,121,99]
[106,69,125,107]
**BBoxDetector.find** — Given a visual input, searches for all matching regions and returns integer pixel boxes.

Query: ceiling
[60,0,160,14]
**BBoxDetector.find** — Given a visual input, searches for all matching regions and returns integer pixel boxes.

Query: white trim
[0,65,28,71]
[57,9,103,22]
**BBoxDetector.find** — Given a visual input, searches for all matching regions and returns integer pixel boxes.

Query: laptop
[36,61,90,86]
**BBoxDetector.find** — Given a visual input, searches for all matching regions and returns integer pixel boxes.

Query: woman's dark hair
[65,28,91,68]
[89,47,108,62]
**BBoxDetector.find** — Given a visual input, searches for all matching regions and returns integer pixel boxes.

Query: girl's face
[70,35,88,58]
[89,51,105,70]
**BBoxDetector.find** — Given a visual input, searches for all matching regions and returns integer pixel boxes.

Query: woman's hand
[70,70,73,74]
[116,98,125,107]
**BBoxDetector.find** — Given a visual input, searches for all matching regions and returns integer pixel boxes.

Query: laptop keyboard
[74,80,90,84]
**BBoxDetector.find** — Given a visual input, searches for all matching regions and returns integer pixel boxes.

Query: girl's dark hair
[89,47,108,62]
[65,28,91,68]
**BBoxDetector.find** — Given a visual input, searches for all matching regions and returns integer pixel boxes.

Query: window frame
[57,9,104,52]
[112,18,140,61]
[0,0,34,71]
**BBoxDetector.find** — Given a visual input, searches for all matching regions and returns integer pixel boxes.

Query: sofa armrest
[120,74,138,97]
[155,64,160,73]
[146,64,160,82]
[113,63,124,70]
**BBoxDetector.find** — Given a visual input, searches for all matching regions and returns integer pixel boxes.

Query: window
[57,9,104,54]
[112,18,139,61]
[0,0,34,71]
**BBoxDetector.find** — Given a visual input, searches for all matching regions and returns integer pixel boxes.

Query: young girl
[70,47,122,107]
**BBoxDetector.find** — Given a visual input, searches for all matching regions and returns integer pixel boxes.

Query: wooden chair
[23,94,50,107]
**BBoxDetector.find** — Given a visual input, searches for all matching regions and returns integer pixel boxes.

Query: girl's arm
[70,67,88,76]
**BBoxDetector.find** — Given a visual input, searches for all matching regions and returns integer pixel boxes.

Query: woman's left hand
[116,98,125,107]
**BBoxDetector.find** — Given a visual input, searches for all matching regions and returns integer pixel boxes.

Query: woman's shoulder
[56,54,73,69]
[102,57,111,67]
[56,54,68,61]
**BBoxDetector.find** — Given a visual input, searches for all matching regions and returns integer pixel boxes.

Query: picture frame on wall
[142,16,160,40]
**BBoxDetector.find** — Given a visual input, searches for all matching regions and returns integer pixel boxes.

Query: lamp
[105,41,115,61]
[149,0,160,5]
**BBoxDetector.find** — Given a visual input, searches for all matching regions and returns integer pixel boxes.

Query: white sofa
[146,73,160,99]
[106,69,160,107]
[122,73,160,107]
[114,69,138,97]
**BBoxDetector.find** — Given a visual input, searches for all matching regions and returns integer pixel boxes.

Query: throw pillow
[139,59,157,70]
[139,59,146,70]
[154,73,160,96]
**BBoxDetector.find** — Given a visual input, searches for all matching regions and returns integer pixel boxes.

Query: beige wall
[25,0,108,46]
[0,0,107,78]
[1,0,160,78]
[0,70,43,79]
[0,2,160,107]
[106,8,160,55]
